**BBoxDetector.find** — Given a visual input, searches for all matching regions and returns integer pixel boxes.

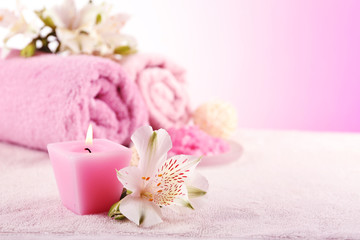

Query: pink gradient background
[1,0,360,132]
[119,0,360,132]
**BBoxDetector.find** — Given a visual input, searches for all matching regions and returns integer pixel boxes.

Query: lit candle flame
[85,124,93,145]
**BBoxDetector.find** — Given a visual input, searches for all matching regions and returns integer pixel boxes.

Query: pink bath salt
[168,126,230,157]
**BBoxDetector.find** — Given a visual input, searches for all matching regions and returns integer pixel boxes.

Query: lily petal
[146,155,201,206]
[43,0,76,29]
[120,195,163,227]
[116,166,142,194]
[98,13,129,33]
[55,28,80,53]
[185,172,209,210]
[0,47,11,59]
[101,33,136,51]
[78,33,98,54]
[165,155,201,174]
[75,2,110,30]
[186,171,209,198]
[173,196,194,210]
[131,126,172,178]
[0,9,18,28]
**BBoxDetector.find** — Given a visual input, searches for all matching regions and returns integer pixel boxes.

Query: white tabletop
[1,129,360,239]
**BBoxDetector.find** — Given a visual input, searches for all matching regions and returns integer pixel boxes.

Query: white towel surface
[1,130,360,239]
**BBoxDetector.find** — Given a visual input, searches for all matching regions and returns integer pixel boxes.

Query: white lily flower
[0,0,136,57]
[13,8,44,40]
[95,13,136,53]
[56,28,98,54]
[0,4,43,58]
[45,0,108,30]
[43,0,132,56]
[116,126,207,227]
[0,3,41,40]
[43,0,99,54]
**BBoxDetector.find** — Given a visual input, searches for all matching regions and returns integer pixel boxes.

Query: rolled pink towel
[120,54,191,129]
[0,51,148,150]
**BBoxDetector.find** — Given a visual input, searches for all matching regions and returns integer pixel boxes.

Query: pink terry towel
[0,51,148,150]
[120,54,191,129]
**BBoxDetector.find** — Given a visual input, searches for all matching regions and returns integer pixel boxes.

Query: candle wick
[84,148,92,153]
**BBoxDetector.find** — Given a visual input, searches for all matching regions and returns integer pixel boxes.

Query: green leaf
[35,9,56,29]
[175,198,194,210]
[114,214,126,220]
[120,188,127,200]
[139,213,145,225]
[113,45,137,56]
[108,200,121,217]
[184,201,194,210]
[187,186,207,198]
[96,13,102,24]
[20,42,36,58]
[147,131,157,158]
[108,200,127,221]
[43,16,56,29]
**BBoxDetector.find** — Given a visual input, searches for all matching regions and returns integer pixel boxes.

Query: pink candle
[47,125,131,215]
